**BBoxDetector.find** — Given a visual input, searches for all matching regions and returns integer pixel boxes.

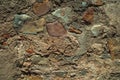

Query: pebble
[20,18,45,34]
[91,43,104,54]
[54,71,67,77]
[32,2,51,16]
[82,7,94,24]
[38,58,49,65]
[46,21,67,37]
[14,14,31,28]
[45,14,57,22]
[52,7,77,23]
[31,55,41,64]
[23,62,32,67]
[68,26,82,34]
[24,75,43,80]
[91,24,106,37]
[81,2,88,7]
[91,0,104,6]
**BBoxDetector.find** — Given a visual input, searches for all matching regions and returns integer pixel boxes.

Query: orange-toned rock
[1,34,10,39]
[26,75,43,80]
[46,21,67,37]
[69,26,82,34]
[82,7,94,24]
[26,48,35,54]
[95,0,104,6]
[32,2,50,16]
[2,42,8,46]
[23,62,32,67]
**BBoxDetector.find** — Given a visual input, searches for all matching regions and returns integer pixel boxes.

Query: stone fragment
[54,71,67,77]
[32,2,51,16]
[107,38,120,60]
[100,54,111,59]
[25,75,43,80]
[38,57,49,65]
[23,62,32,67]
[91,43,104,54]
[20,18,45,34]
[82,7,94,24]
[26,48,35,54]
[68,26,82,34]
[31,55,41,64]
[79,69,88,76]
[91,24,107,37]
[14,14,31,28]
[91,0,104,6]
[46,21,67,37]
[45,14,57,22]
[52,7,77,23]
[81,2,88,7]
[20,23,38,34]
[35,18,46,31]
[31,64,53,73]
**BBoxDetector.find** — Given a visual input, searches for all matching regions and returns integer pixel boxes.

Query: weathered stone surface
[0,0,120,80]
[52,7,77,23]
[20,18,45,34]
[91,24,107,37]
[32,2,51,16]
[82,7,94,24]
[91,0,104,6]
[46,21,67,37]
[103,1,120,35]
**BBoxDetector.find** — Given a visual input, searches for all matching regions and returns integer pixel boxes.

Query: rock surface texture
[0,0,120,80]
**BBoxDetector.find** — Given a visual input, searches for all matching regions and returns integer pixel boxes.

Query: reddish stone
[26,48,35,54]
[95,0,104,6]
[1,34,10,39]
[82,7,94,24]
[32,2,50,16]
[46,21,67,37]
[69,26,82,34]
[2,42,8,46]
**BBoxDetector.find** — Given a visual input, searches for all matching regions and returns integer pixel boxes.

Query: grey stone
[14,14,31,28]
[31,55,42,64]
[52,7,77,24]
[91,24,108,37]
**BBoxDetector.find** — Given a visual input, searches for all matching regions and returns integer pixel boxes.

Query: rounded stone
[46,21,67,37]
[32,2,50,16]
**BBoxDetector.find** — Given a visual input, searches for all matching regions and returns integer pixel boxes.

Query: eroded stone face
[46,21,67,37]
[52,7,77,24]
[32,2,51,16]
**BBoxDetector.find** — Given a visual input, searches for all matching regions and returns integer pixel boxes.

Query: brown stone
[26,48,35,54]
[69,26,82,34]
[82,7,94,24]
[95,0,104,6]
[46,21,67,37]
[32,2,50,16]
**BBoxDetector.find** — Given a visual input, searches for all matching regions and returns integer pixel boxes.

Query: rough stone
[32,2,51,16]
[46,21,67,37]
[31,55,42,64]
[91,24,108,37]
[52,7,77,24]
[14,14,31,28]
[82,7,94,24]
[20,18,45,34]
[91,0,104,6]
